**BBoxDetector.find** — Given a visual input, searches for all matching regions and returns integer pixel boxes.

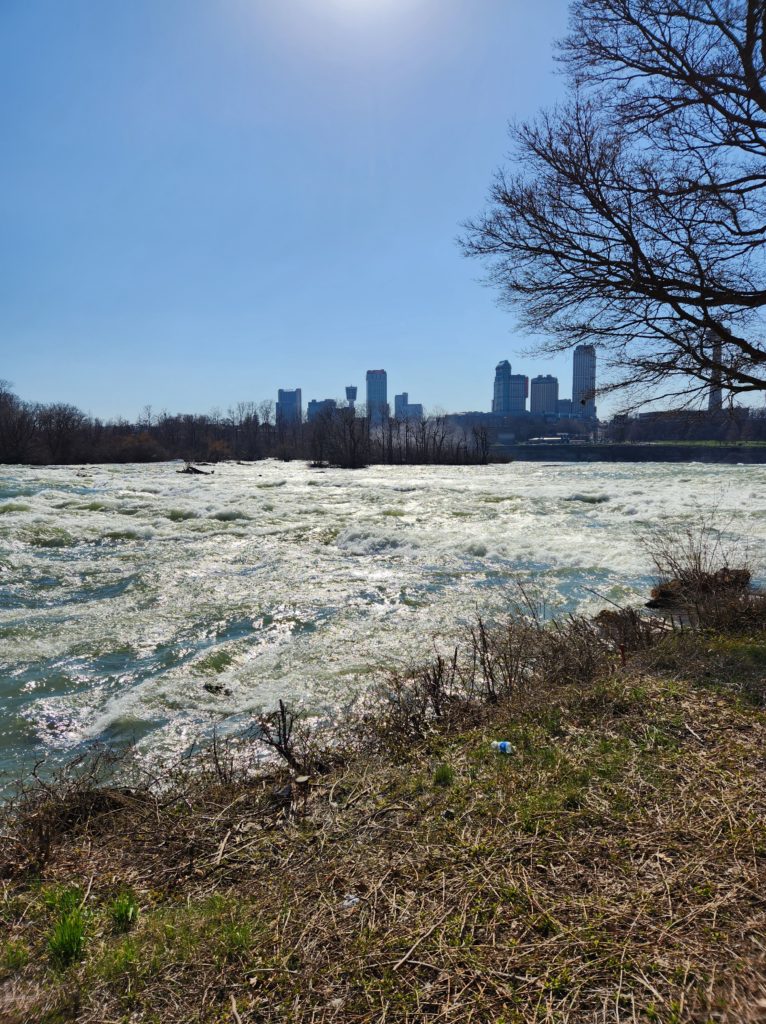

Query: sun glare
[328,0,400,9]
[312,0,422,22]
[232,0,438,67]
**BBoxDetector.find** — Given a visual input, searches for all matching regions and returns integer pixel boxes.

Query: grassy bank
[2,548,766,1022]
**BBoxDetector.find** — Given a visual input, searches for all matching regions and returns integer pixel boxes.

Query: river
[1,460,763,782]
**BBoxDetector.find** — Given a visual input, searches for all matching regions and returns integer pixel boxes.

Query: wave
[166,508,199,521]
[208,509,251,522]
[336,527,419,556]
[21,525,77,548]
[99,528,154,543]
[564,493,611,504]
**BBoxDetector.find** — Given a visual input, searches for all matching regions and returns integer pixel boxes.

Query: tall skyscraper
[276,388,302,423]
[509,374,529,414]
[492,361,528,414]
[492,360,511,414]
[572,345,597,418]
[366,370,388,423]
[707,330,723,413]
[530,374,559,414]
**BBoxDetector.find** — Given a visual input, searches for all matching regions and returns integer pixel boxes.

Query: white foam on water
[0,459,764,779]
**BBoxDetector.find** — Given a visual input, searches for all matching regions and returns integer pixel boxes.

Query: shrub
[253,699,327,775]
[41,884,83,916]
[366,647,464,747]
[109,890,139,933]
[0,746,131,879]
[48,907,86,968]
[643,519,743,591]
[642,520,764,631]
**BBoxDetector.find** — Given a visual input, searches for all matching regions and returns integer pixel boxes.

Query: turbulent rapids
[1,460,764,781]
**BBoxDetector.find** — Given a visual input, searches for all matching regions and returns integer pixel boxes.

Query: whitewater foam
[0,459,763,783]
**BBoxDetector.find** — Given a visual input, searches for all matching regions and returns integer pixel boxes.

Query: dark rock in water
[177,463,213,475]
[203,682,232,696]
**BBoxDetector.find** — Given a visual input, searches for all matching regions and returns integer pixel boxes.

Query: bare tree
[257,400,274,427]
[36,403,85,462]
[462,0,766,407]
[325,406,370,468]
[472,424,490,464]
[0,383,38,463]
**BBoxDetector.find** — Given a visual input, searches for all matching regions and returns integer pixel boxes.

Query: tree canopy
[463,0,766,406]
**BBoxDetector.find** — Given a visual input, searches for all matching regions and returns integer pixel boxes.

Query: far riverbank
[496,441,766,463]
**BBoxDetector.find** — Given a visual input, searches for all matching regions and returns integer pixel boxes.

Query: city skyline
[277,347,597,423]
[488,349,597,420]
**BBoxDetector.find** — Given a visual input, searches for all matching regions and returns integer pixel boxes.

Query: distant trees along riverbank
[0,382,494,467]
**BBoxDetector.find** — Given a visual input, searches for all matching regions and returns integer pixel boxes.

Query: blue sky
[1,0,575,420]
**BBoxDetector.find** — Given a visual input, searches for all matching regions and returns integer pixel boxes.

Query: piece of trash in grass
[491,741,514,754]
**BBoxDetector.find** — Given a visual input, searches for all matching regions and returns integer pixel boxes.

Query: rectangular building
[572,345,597,418]
[492,360,512,414]
[509,374,529,414]
[307,398,337,422]
[530,375,559,415]
[276,388,302,423]
[395,392,424,420]
[366,370,388,424]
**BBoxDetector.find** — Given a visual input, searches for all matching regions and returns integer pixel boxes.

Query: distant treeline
[0,384,494,467]
[4,381,758,468]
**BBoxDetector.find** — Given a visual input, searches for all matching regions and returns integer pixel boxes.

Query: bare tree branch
[463,0,766,405]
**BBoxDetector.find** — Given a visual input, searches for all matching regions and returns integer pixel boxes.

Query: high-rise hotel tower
[492,360,512,414]
[572,345,597,419]
[530,374,559,415]
[276,388,302,423]
[366,370,388,423]
[492,360,528,414]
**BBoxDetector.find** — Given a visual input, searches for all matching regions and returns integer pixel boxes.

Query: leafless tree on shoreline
[462,0,766,408]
